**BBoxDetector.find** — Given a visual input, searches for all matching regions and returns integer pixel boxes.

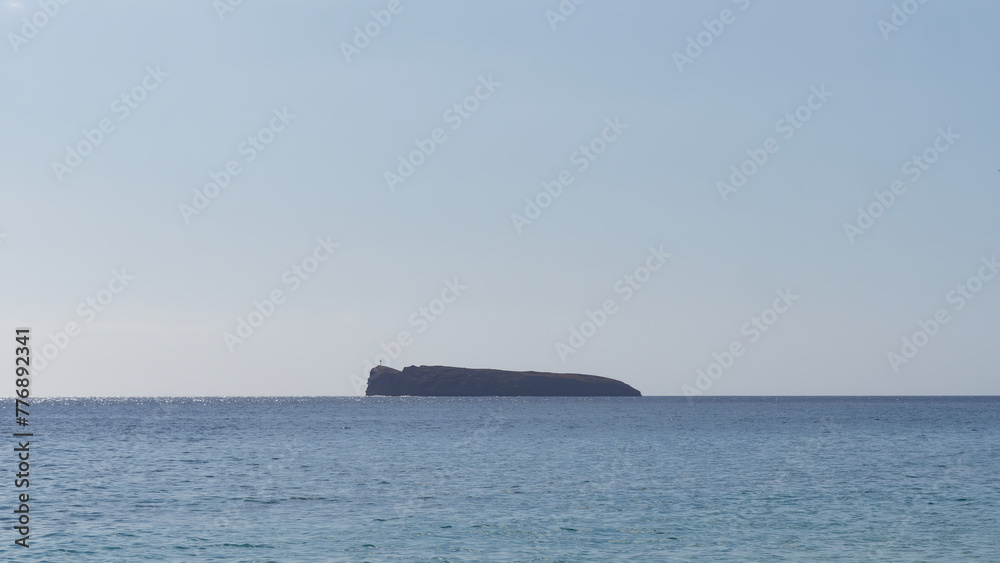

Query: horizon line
[6,394,1000,399]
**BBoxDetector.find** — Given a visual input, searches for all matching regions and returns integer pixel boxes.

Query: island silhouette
[366,365,641,397]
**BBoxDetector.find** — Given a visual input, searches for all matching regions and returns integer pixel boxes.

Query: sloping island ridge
[366,365,641,397]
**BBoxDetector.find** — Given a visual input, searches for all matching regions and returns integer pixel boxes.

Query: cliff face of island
[366,365,641,397]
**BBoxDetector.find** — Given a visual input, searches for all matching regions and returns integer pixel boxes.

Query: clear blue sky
[2,0,998,396]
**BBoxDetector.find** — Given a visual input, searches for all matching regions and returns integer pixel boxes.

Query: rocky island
[366,365,641,397]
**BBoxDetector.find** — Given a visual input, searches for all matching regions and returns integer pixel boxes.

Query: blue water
[1,397,997,561]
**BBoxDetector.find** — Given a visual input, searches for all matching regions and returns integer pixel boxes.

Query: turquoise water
[2,397,997,561]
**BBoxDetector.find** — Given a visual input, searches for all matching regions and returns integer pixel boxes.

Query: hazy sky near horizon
[2,0,999,396]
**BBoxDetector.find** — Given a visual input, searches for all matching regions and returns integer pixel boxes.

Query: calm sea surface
[1,397,997,561]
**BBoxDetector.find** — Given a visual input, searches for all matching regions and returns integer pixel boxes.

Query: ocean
[2,397,997,561]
